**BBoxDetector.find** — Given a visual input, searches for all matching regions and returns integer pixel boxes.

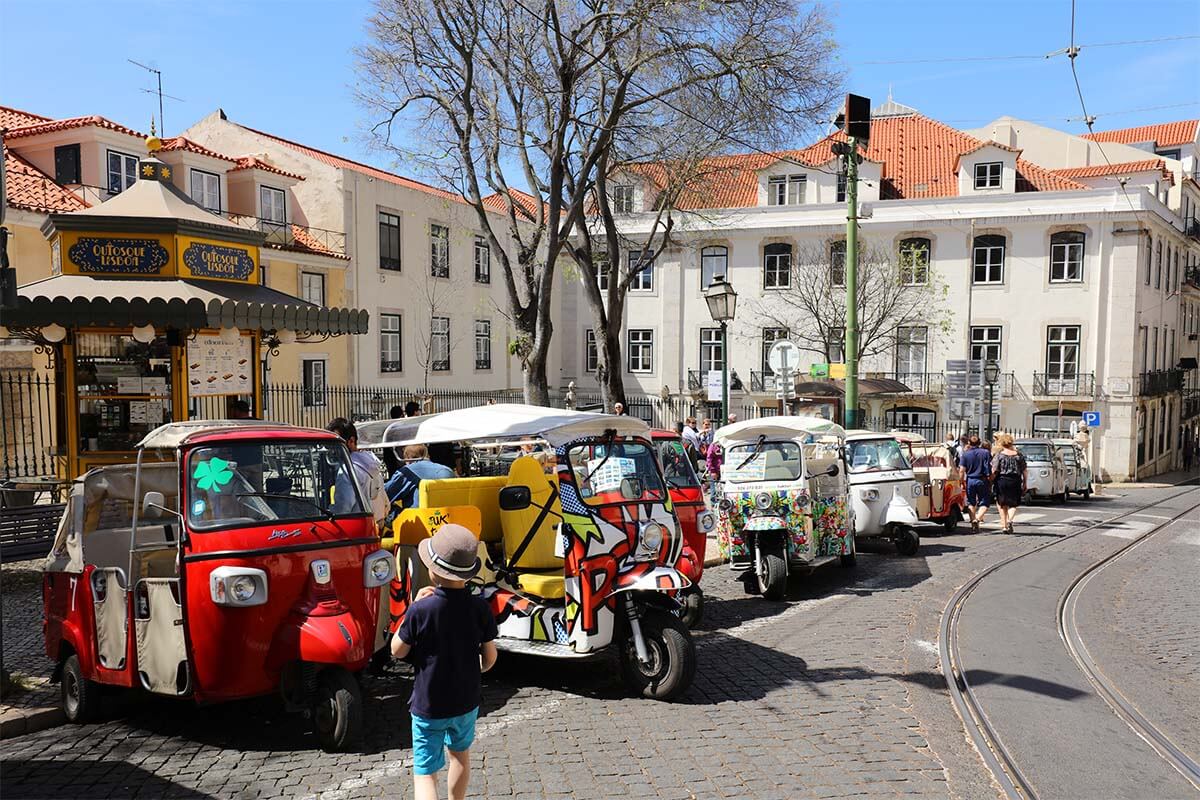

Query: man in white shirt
[326,418,388,528]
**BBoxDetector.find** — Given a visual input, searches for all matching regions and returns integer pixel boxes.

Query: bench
[0,503,65,563]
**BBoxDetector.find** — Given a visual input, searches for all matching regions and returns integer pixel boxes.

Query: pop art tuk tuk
[41,421,394,752]
[892,432,968,532]
[357,404,696,700]
[649,429,716,627]
[712,416,853,601]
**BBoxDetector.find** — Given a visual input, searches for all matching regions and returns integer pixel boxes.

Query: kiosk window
[75,333,174,453]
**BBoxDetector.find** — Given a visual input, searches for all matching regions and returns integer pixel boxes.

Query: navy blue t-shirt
[960,447,992,481]
[398,586,497,719]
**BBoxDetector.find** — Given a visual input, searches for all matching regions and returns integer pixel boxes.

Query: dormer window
[612,184,635,214]
[768,174,806,205]
[107,150,138,195]
[260,186,286,223]
[190,169,221,212]
[974,162,1002,189]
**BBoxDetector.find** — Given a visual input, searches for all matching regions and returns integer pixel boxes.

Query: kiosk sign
[68,237,169,274]
[182,242,255,281]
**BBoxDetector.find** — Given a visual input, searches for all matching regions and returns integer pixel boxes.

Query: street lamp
[704,275,738,426]
[983,359,1000,442]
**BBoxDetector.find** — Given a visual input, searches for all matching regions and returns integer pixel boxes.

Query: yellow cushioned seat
[499,456,564,600]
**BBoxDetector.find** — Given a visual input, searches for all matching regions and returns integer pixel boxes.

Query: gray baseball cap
[419,523,481,581]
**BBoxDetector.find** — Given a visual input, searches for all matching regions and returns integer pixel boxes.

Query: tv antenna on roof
[128,59,184,136]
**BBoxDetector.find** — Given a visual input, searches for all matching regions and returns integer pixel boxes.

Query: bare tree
[748,238,953,367]
[406,260,464,395]
[356,0,838,406]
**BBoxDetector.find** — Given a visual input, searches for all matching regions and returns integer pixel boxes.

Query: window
[895,326,928,378]
[700,328,723,374]
[380,314,401,373]
[302,359,327,407]
[1157,148,1182,161]
[300,272,325,306]
[260,186,286,223]
[1152,327,1159,370]
[612,184,635,214]
[700,246,727,289]
[972,235,1005,284]
[474,237,490,284]
[1049,231,1085,283]
[190,169,221,212]
[830,241,846,287]
[379,211,402,271]
[473,320,492,370]
[974,162,1002,189]
[585,329,598,372]
[886,408,936,440]
[836,172,847,203]
[761,327,788,376]
[628,249,653,291]
[828,327,845,363]
[595,249,611,291]
[898,238,930,285]
[627,329,654,373]
[1046,325,1081,381]
[431,316,450,371]
[767,175,806,205]
[763,242,791,289]
[970,326,1002,362]
[430,224,450,278]
[107,150,138,195]
[1145,237,1153,285]
[54,144,81,185]
[1155,240,1163,288]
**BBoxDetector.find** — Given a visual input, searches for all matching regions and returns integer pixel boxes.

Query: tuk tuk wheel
[943,507,962,533]
[620,608,696,701]
[61,654,98,724]
[1056,491,1068,504]
[680,587,704,629]
[895,528,920,557]
[312,668,362,753]
[839,551,857,568]
[757,545,787,601]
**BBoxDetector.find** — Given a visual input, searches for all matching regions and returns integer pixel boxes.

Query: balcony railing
[380,360,402,374]
[750,371,781,393]
[1033,372,1095,397]
[1185,216,1199,241]
[1184,392,1200,421]
[1137,368,1184,396]
[227,214,347,257]
[1186,266,1200,291]
[687,368,742,393]
[878,372,945,395]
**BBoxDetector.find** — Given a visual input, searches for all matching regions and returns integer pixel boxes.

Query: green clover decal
[193,457,234,493]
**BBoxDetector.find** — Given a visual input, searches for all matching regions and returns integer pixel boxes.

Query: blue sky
[2,0,1197,180]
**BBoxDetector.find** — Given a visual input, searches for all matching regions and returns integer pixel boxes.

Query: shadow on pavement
[2,759,215,799]
[962,669,1088,700]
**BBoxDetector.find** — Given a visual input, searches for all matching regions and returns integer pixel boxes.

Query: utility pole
[834,94,870,430]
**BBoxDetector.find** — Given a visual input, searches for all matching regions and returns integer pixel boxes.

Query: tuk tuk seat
[499,456,564,600]
[763,449,794,481]
[417,476,509,542]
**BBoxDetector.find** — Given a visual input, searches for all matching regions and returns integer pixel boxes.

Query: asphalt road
[2,484,1196,799]
[955,483,1200,800]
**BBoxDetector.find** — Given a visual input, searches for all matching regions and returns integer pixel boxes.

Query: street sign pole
[843,135,859,429]
[721,320,729,425]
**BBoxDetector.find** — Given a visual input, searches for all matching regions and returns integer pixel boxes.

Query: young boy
[392,524,498,800]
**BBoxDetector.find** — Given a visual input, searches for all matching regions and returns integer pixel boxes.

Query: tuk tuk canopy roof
[137,420,310,450]
[715,416,845,445]
[356,403,649,449]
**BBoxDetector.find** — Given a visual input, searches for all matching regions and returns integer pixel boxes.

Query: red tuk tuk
[893,432,968,532]
[650,430,715,626]
[41,421,393,751]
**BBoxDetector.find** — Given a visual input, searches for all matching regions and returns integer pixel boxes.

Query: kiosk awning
[792,377,912,397]
[1,274,369,335]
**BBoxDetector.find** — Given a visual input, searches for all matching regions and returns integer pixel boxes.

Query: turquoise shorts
[411,707,479,775]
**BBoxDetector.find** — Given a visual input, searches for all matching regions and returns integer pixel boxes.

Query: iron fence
[1032,372,1095,397]
[0,371,59,479]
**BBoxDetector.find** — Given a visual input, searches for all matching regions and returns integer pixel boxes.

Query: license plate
[311,559,331,584]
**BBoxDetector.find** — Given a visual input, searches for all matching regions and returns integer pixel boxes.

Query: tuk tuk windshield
[1055,445,1077,465]
[567,441,665,505]
[725,441,803,483]
[1016,442,1053,463]
[846,438,911,473]
[186,441,366,531]
[655,439,702,489]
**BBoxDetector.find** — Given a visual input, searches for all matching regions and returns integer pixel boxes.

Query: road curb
[0,704,64,739]
[703,555,727,568]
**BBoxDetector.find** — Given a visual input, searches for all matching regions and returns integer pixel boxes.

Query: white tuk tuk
[844,430,922,556]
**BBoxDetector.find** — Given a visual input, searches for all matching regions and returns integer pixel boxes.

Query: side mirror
[620,477,643,500]
[825,462,840,477]
[499,485,532,511]
[142,491,166,517]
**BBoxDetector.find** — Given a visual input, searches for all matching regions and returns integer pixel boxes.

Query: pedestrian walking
[706,441,724,502]
[1184,432,1194,472]
[959,435,992,533]
[990,433,1027,534]
[326,418,388,529]
[391,524,498,800]
[699,418,714,452]
[681,417,702,458]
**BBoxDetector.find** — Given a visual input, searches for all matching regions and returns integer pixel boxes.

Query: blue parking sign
[1083,410,1101,428]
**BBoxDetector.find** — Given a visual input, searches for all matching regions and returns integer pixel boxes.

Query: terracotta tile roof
[1053,159,1174,184]
[3,150,89,214]
[3,114,145,140]
[1081,120,1198,149]
[157,136,237,163]
[0,105,51,132]
[481,188,543,220]
[629,111,1087,210]
[230,156,305,181]
[285,224,349,260]
[233,122,460,202]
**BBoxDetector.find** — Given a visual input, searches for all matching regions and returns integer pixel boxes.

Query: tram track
[938,485,1200,800]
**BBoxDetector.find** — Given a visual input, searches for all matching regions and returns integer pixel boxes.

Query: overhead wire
[861,33,1198,64]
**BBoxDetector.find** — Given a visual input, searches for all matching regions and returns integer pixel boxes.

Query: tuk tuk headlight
[209,567,268,607]
[364,549,396,588]
[860,488,880,502]
[697,510,717,533]
[718,498,733,512]
[634,520,667,561]
[911,484,924,498]
[1039,469,1050,477]
[754,492,774,511]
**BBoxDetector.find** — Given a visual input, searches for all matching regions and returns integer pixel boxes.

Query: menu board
[187,335,253,397]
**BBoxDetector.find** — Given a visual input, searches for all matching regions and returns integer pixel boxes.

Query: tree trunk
[519,314,552,407]
[599,327,627,412]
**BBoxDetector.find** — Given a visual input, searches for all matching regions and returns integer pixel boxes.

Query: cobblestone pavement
[1,487,1189,799]
[1075,507,1200,761]
[1,559,55,711]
